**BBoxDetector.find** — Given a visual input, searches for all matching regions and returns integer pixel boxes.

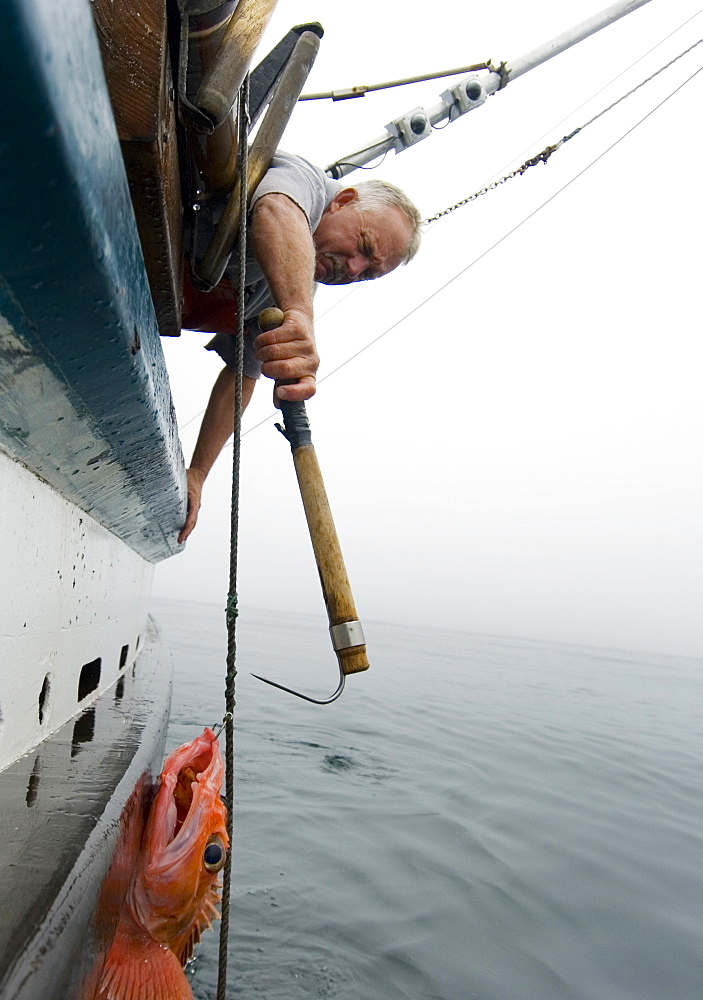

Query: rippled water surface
[151,598,703,1000]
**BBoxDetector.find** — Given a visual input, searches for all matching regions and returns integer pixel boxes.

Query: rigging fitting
[423,35,703,224]
[325,0,656,177]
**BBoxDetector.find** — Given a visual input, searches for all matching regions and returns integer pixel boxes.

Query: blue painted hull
[0,0,186,560]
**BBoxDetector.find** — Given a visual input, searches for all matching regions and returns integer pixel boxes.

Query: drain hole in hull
[38,674,50,724]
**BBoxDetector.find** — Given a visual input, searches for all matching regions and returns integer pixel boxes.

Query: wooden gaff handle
[259,307,369,676]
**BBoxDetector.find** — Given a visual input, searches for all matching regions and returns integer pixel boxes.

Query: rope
[216,75,249,1000]
[424,36,703,224]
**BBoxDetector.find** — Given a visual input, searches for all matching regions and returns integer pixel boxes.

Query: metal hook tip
[250,670,345,705]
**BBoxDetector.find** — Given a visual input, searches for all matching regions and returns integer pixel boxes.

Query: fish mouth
[148,728,228,864]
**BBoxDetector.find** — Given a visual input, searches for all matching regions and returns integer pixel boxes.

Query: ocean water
[151,598,703,1000]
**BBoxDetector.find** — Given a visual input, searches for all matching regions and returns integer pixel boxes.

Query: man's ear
[329,187,358,212]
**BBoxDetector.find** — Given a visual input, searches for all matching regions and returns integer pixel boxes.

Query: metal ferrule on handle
[329,620,365,652]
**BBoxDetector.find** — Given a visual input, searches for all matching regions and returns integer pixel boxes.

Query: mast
[325,0,655,178]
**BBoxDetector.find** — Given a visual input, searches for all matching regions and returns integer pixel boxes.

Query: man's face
[313,188,413,285]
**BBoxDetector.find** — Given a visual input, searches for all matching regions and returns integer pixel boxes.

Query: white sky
[154,0,703,658]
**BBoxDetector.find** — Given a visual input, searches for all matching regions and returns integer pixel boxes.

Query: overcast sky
[154,0,703,658]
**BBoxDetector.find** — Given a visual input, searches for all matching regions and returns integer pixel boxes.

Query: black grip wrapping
[276,400,313,451]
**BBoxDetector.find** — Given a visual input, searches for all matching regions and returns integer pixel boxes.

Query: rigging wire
[471,6,703,194]
[569,33,703,133]
[424,35,703,224]
[176,16,703,436]
[236,61,702,440]
[308,13,703,349]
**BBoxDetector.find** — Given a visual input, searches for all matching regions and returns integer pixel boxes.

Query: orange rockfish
[98,727,229,1000]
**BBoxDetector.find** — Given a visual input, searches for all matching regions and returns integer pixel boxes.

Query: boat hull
[0,453,158,770]
[0,616,172,1000]
[0,0,188,995]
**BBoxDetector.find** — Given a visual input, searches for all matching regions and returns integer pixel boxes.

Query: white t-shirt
[206,151,339,378]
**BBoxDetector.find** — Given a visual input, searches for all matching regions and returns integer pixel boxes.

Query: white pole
[506,0,656,83]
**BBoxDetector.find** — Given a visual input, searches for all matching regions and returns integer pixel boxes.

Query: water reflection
[71,707,96,757]
[26,755,41,807]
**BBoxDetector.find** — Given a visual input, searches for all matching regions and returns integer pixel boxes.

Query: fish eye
[203,835,227,873]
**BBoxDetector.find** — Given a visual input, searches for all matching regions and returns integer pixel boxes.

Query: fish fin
[99,926,193,1000]
[177,884,222,966]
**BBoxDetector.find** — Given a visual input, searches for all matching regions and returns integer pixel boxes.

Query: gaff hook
[252,663,345,705]
[251,308,370,704]
[252,620,366,703]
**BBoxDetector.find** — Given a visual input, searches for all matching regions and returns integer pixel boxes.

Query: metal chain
[423,143,563,224]
[216,74,250,1000]
[424,37,703,225]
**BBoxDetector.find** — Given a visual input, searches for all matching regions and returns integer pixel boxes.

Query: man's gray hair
[351,180,422,264]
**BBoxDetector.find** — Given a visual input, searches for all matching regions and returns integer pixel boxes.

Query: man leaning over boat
[178,151,421,542]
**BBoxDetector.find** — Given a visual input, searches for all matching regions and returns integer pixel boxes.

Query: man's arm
[249,193,320,403]
[178,369,256,543]
[180,191,319,543]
